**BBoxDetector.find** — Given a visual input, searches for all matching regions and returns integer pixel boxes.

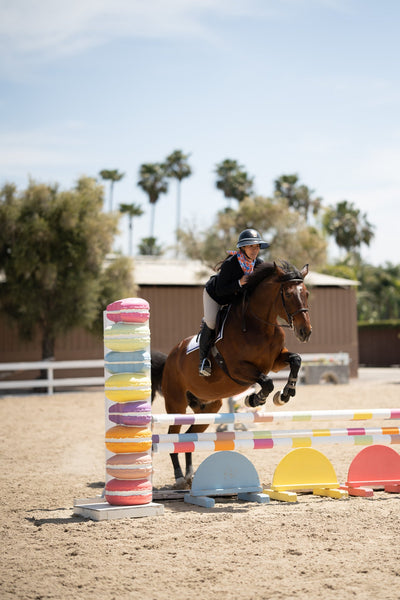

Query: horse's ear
[301,264,309,278]
[273,261,285,278]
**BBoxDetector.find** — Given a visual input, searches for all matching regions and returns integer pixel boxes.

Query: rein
[241,278,309,332]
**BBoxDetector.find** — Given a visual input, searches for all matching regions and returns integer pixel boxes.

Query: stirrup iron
[199,357,212,377]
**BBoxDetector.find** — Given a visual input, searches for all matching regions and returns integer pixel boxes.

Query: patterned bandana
[228,250,256,275]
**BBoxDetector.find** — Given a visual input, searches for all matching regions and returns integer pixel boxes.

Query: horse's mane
[244,260,304,295]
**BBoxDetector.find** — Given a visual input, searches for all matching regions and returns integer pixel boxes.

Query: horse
[151,260,312,488]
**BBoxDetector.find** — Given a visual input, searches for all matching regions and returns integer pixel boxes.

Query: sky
[0,0,399,266]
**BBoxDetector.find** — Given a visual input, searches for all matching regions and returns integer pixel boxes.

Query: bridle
[241,278,309,332]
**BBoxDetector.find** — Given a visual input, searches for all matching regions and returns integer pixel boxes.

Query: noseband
[242,278,309,331]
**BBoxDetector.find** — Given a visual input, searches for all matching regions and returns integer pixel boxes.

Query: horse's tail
[150,350,167,403]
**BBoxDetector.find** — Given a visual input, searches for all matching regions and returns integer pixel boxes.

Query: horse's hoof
[173,477,190,490]
[234,423,248,431]
[245,393,265,408]
[273,391,290,406]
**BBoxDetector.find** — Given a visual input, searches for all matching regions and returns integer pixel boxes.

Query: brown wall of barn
[0,284,359,377]
[358,326,400,367]
[295,285,359,377]
[0,319,104,381]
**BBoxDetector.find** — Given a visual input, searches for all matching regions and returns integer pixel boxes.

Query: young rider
[198,228,270,376]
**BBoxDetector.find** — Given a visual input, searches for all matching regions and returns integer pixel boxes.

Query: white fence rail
[0,352,350,395]
[0,360,104,394]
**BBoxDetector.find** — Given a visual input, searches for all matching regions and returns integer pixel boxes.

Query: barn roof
[133,257,358,287]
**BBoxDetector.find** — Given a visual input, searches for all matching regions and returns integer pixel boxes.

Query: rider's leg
[199,290,218,376]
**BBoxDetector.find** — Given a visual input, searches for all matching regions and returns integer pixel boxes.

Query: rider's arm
[214,257,243,297]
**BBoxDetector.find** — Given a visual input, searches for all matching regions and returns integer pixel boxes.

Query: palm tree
[322,200,375,256]
[119,202,144,256]
[215,159,254,206]
[164,149,192,256]
[137,163,168,238]
[99,169,125,212]
[274,174,322,223]
[138,236,163,256]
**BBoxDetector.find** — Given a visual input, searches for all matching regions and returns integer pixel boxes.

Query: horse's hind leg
[168,420,195,489]
[169,445,186,489]
[182,395,223,486]
[163,376,191,489]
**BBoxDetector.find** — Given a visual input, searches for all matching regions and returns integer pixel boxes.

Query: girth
[211,346,250,387]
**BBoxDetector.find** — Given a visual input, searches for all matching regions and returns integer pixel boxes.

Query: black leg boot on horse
[198,322,215,377]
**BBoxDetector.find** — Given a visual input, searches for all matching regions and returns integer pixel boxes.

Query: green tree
[215,159,254,205]
[321,258,400,322]
[99,169,125,212]
[320,263,358,282]
[137,163,168,238]
[164,149,192,256]
[138,236,163,256]
[274,174,322,223]
[357,262,400,321]
[179,194,327,270]
[322,200,375,256]
[119,202,144,256]
[0,177,134,359]
[91,254,136,338]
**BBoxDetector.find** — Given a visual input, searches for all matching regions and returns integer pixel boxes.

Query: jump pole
[153,433,400,455]
[152,408,400,427]
[152,425,399,444]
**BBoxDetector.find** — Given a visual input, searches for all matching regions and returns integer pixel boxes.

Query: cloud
[0,0,348,69]
[0,1,259,59]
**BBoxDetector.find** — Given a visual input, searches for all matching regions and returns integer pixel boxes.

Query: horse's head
[274,262,312,342]
[245,260,312,342]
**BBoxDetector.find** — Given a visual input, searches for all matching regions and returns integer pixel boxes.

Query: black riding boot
[198,322,215,377]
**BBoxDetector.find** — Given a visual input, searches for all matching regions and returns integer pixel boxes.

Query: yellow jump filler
[264,447,348,502]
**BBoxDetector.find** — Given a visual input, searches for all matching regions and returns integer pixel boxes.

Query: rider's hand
[239,275,249,287]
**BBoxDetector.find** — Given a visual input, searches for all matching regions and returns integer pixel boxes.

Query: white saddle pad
[186,335,199,354]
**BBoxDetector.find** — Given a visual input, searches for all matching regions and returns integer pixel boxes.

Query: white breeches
[203,289,220,330]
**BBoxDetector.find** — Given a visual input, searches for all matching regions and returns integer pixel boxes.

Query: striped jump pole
[153,433,400,455]
[152,408,400,427]
[152,425,400,444]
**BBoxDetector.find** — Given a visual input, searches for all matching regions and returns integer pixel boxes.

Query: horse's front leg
[245,373,274,408]
[273,352,301,406]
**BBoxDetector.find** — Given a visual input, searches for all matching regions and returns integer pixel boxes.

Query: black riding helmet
[237,228,269,249]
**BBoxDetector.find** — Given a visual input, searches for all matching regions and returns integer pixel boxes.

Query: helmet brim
[237,240,270,249]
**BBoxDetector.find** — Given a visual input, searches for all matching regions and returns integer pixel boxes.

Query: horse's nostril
[298,327,311,342]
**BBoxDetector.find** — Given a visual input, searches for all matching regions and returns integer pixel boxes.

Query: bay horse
[152,261,312,488]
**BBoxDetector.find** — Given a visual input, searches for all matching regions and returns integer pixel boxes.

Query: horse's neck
[248,282,280,324]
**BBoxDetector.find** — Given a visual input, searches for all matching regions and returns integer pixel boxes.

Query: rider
[198,228,270,376]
